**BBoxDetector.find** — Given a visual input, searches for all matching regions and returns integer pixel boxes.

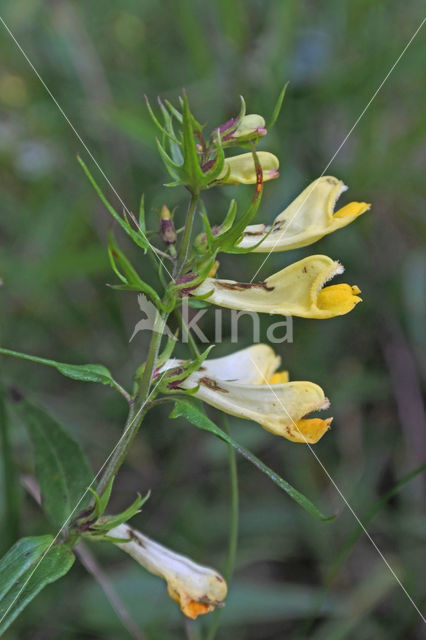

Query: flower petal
[110,524,227,619]
[180,375,330,443]
[162,344,281,385]
[194,255,361,319]
[238,176,370,251]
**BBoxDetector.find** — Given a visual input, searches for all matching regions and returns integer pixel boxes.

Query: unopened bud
[218,152,279,185]
[160,205,176,245]
[227,114,267,142]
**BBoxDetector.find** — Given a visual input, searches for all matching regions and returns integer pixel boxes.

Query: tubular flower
[237,176,370,251]
[161,345,332,443]
[193,255,362,319]
[217,151,279,185]
[109,524,227,619]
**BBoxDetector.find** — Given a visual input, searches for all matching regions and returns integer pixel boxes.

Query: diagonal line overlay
[250,17,426,282]
[0,15,173,281]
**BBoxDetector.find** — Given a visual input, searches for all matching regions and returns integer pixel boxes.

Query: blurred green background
[1,1,425,638]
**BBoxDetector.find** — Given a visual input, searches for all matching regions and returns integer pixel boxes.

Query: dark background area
[0,1,425,638]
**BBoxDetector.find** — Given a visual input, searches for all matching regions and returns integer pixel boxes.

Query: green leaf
[0,348,126,395]
[107,233,163,307]
[77,156,149,251]
[181,92,204,189]
[15,401,94,528]
[267,82,288,131]
[170,400,334,521]
[0,536,75,635]
[97,491,150,532]
[138,194,146,234]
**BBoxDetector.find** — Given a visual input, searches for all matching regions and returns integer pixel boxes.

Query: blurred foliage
[0,0,425,638]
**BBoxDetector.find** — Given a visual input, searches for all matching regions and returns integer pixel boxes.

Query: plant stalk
[177,190,199,273]
[96,309,168,498]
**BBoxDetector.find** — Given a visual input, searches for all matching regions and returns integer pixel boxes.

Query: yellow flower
[109,524,227,619]
[193,255,362,319]
[238,176,370,251]
[162,345,332,443]
[218,151,279,185]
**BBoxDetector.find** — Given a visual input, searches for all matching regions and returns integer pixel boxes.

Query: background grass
[0,1,425,638]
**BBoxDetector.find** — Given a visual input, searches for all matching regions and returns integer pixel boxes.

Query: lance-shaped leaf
[0,536,75,636]
[181,92,206,190]
[14,400,94,528]
[85,491,151,540]
[0,348,128,398]
[267,82,288,131]
[157,98,184,165]
[108,233,165,309]
[78,156,149,251]
[170,400,333,521]
[145,95,181,147]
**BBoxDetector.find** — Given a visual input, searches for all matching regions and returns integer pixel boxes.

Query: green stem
[177,190,199,273]
[206,416,239,640]
[174,308,200,358]
[95,310,167,498]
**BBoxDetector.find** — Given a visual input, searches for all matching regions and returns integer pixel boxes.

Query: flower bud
[228,114,267,141]
[218,151,280,185]
[159,205,176,245]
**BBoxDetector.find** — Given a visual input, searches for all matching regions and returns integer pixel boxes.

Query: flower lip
[237,176,370,252]
[161,345,333,444]
[193,255,362,320]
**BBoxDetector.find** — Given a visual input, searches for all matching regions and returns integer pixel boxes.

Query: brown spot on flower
[199,377,229,393]
[216,281,274,292]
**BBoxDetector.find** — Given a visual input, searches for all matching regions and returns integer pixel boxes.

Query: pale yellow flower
[162,345,332,443]
[237,176,370,251]
[109,524,227,619]
[193,255,362,319]
[218,151,279,185]
[230,114,267,140]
